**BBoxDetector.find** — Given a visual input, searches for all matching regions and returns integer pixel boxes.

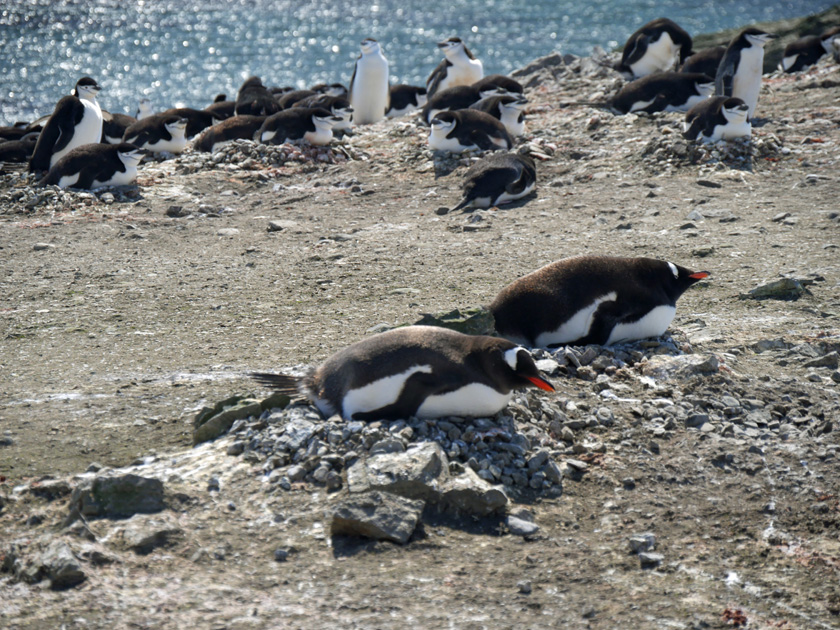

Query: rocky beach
[2,33,840,630]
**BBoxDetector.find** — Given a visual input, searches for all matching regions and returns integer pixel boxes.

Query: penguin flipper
[715,57,735,96]
[504,166,530,196]
[52,97,86,154]
[469,130,499,152]
[351,370,457,421]
[621,34,650,68]
[348,58,359,95]
[425,60,450,97]
[29,117,61,172]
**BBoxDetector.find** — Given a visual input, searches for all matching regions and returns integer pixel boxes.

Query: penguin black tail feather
[452,196,473,212]
[250,372,301,395]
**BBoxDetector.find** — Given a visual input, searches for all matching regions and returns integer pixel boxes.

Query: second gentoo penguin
[235,76,282,116]
[29,77,103,172]
[194,115,267,152]
[123,115,188,154]
[715,28,777,118]
[251,325,554,421]
[429,110,513,152]
[39,142,144,189]
[683,96,751,143]
[680,47,726,78]
[255,108,340,146]
[386,85,428,118]
[452,152,536,211]
[470,94,528,137]
[490,256,709,348]
[616,18,693,79]
[610,72,714,114]
[781,28,840,73]
[349,38,390,124]
[426,37,484,97]
[422,83,507,124]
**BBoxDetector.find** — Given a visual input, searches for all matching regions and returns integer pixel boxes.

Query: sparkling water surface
[0,0,834,125]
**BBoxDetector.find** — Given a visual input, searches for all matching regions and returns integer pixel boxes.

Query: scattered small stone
[33,243,55,251]
[639,552,663,568]
[517,580,532,594]
[628,533,656,554]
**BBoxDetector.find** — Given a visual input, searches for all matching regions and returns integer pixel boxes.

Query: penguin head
[721,98,750,123]
[164,116,188,136]
[213,94,227,103]
[430,111,457,134]
[137,98,153,115]
[360,38,380,54]
[741,28,776,48]
[663,261,710,298]
[501,347,555,392]
[324,83,348,97]
[438,37,467,59]
[477,84,508,99]
[240,76,264,90]
[695,77,715,98]
[311,108,338,129]
[116,143,145,167]
[75,77,101,100]
[499,95,528,113]
[414,88,429,108]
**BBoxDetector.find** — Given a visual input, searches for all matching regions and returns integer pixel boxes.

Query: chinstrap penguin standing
[349,38,390,124]
[680,47,726,78]
[470,94,528,137]
[135,98,153,120]
[422,83,507,125]
[452,151,536,211]
[386,85,428,118]
[251,325,554,421]
[255,108,340,146]
[616,18,693,79]
[426,37,484,97]
[29,77,103,172]
[235,76,282,116]
[684,96,751,143]
[715,28,777,118]
[429,110,513,152]
[490,256,709,347]
[39,142,144,190]
[610,72,714,114]
[123,115,188,154]
[781,28,840,73]
[194,115,267,153]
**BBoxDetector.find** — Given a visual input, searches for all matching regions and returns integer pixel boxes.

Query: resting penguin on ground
[311,82,348,97]
[205,94,236,121]
[101,111,137,144]
[291,95,353,133]
[0,133,39,163]
[421,83,507,125]
[235,76,282,116]
[472,74,524,95]
[276,90,317,109]
[452,152,536,212]
[428,110,513,152]
[609,72,714,114]
[490,256,709,348]
[715,28,776,118]
[386,85,428,118]
[157,107,217,139]
[470,94,528,137]
[251,325,554,421]
[349,38,390,124]
[616,18,693,79]
[0,124,30,141]
[123,115,188,154]
[255,108,340,146]
[680,47,726,78]
[29,77,103,172]
[193,115,267,153]
[39,143,144,190]
[684,96,750,143]
[426,37,484,97]
[781,28,840,73]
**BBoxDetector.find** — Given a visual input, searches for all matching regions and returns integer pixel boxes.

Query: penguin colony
[2,17,835,422]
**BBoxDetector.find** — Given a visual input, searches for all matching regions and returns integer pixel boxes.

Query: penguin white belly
[259,129,276,143]
[731,46,764,117]
[51,100,103,167]
[303,127,333,146]
[57,172,81,189]
[708,121,751,143]
[781,54,799,71]
[386,105,414,118]
[665,92,711,113]
[428,129,476,153]
[342,365,432,419]
[501,114,525,137]
[495,181,535,206]
[534,291,617,347]
[416,383,512,418]
[351,57,389,125]
[440,60,483,91]
[144,135,187,154]
[626,97,658,113]
[606,305,676,344]
[630,32,678,76]
[93,165,137,188]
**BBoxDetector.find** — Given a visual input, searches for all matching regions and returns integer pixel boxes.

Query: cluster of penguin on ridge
[2,18,835,423]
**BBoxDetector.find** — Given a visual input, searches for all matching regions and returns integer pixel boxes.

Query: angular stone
[803,352,839,370]
[29,479,73,501]
[440,467,508,516]
[414,307,495,336]
[41,541,85,589]
[330,491,424,544]
[69,474,165,520]
[628,533,656,554]
[369,438,406,456]
[744,278,806,301]
[121,515,182,554]
[507,510,539,536]
[193,396,263,445]
[347,442,449,501]
[641,354,719,380]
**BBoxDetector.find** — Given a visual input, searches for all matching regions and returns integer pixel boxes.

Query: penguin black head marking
[501,347,555,392]
[74,77,101,99]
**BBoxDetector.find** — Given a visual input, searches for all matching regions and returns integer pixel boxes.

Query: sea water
[0,0,834,125]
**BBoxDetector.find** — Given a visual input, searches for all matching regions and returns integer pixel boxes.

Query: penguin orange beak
[525,376,555,391]
[689,271,710,280]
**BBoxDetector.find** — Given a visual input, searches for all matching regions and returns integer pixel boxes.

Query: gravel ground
[1,51,839,629]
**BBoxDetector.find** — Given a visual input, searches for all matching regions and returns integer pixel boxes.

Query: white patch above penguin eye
[667,262,679,279]
[503,347,523,370]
